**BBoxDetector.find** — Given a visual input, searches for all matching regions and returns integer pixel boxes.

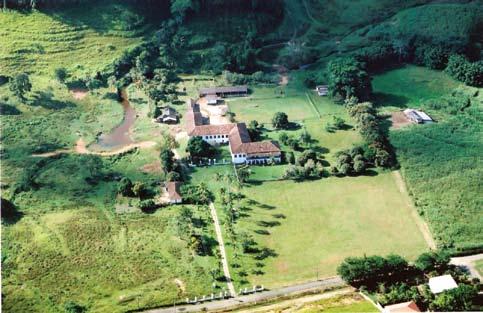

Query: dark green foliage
[54,67,68,83]
[1,198,20,221]
[414,251,450,273]
[283,150,325,181]
[247,120,263,141]
[287,151,295,165]
[118,177,133,196]
[327,57,372,101]
[159,147,175,173]
[180,183,213,205]
[337,254,408,287]
[186,136,215,160]
[445,55,483,87]
[377,283,421,306]
[390,111,482,251]
[132,181,146,198]
[272,112,289,129]
[64,300,86,313]
[138,199,156,212]
[414,45,449,70]
[347,102,395,168]
[9,73,31,101]
[430,284,479,312]
[223,71,277,85]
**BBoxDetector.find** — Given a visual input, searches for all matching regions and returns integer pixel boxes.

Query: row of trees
[337,251,480,311]
[346,100,395,168]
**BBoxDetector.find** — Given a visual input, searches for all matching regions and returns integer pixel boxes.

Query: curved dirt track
[32,138,157,158]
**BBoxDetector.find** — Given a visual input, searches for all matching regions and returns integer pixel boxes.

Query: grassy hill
[0,1,154,76]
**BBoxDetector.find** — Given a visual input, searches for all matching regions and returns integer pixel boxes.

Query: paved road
[450,253,483,280]
[144,277,345,313]
[209,202,236,297]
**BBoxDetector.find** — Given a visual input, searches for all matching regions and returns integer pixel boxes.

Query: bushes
[283,149,326,181]
[445,55,483,87]
[223,71,278,85]
[337,254,409,287]
[180,183,213,205]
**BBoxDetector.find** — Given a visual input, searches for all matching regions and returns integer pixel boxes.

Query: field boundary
[392,170,437,250]
[305,92,322,118]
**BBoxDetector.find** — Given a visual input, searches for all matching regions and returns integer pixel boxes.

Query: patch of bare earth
[140,161,162,174]
[391,111,413,129]
[198,97,230,125]
[174,278,186,294]
[70,88,88,100]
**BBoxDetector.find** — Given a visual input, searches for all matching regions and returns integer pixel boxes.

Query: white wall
[202,134,230,145]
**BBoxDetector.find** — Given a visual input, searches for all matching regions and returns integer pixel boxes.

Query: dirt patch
[198,97,230,125]
[174,278,186,294]
[273,64,289,86]
[70,88,88,100]
[140,161,162,174]
[33,138,157,158]
[391,111,413,129]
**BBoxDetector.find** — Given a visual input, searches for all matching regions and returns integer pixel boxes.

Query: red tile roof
[185,99,281,156]
[166,182,182,201]
[189,124,236,136]
[384,301,421,313]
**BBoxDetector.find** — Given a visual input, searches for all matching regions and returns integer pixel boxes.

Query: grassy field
[372,65,461,111]
[0,1,155,76]
[390,112,483,251]
[2,206,218,313]
[373,66,483,252]
[213,170,429,288]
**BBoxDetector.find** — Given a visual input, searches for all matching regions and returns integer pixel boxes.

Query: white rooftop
[428,274,458,294]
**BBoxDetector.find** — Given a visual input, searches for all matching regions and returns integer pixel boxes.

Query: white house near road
[428,274,458,294]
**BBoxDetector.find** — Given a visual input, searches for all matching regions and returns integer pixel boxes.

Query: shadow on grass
[0,103,22,115]
[373,92,409,108]
[31,91,76,110]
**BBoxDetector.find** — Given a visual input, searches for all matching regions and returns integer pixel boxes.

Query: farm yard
[2,0,482,312]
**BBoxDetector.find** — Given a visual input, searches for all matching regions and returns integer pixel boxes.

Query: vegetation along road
[210,202,236,297]
[144,276,345,313]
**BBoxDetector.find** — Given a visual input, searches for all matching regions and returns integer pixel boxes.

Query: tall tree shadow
[31,91,76,110]
[372,92,409,108]
[0,103,21,115]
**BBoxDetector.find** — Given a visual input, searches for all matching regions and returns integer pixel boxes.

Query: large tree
[9,73,32,101]
[327,57,372,101]
[186,136,215,160]
[272,112,289,129]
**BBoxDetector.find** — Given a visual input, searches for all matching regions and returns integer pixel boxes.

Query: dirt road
[144,277,345,313]
[450,254,483,280]
[209,202,236,297]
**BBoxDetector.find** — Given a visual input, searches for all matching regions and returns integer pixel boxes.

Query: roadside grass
[226,171,428,288]
[2,207,218,313]
[295,292,377,313]
[0,1,154,76]
[475,260,483,277]
[372,65,461,112]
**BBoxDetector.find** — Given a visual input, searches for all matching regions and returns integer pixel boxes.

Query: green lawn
[223,171,429,288]
[372,65,461,111]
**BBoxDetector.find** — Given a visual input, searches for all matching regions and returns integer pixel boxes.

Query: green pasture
[372,65,461,111]
[225,171,428,288]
